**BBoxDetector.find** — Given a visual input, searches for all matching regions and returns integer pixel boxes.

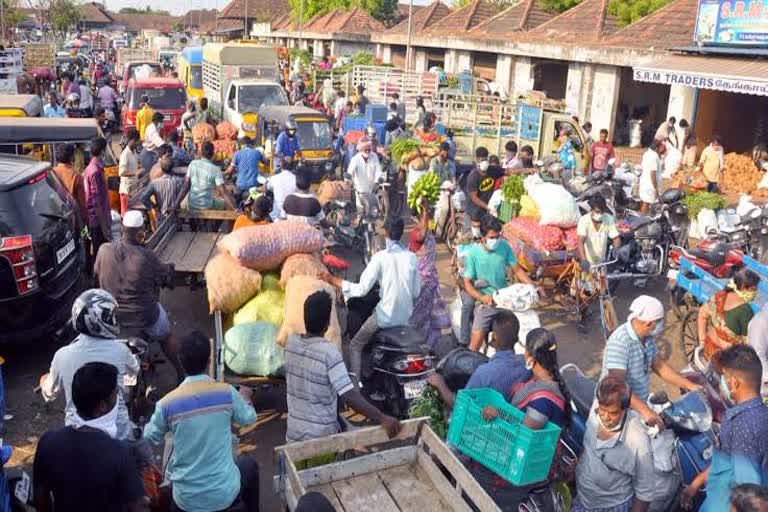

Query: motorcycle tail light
[393,356,432,374]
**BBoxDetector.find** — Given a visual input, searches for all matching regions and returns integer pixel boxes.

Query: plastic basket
[342,115,368,133]
[447,388,561,486]
[366,104,388,124]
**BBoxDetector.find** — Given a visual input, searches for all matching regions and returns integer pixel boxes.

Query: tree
[358,0,399,25]
[119,6,171,15]
[540,0,581,12]
[49,0,80,37]
[288,0,399,26]
[608,0,671,26]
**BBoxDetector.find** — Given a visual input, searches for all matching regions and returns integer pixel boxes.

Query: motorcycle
[577,160,643,217]
[323,192,384,265]
[560,364,718,512]
[344,288,435,419]
[118,334,160,427]
[608,188,690,283]
[375,155,405,221]
[435,181,466,252]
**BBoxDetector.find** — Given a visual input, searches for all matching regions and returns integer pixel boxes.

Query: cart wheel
[669,286,689,320]
[679,310,699,363]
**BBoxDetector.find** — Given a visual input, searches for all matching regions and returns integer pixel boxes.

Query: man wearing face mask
[463,216,537,352]
[456,213,484,346]
[275,120,302,172]
[347,140,383,215]
[464,147,494,227]
[682,345,768,511]
[600,295,701,429]
[95,211,183,382]
[34,362,147,512]
[573,376,655,512]
[40,290,140,441]
[577,195,621,270]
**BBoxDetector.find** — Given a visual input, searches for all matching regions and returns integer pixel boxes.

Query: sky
[97,0,434,16]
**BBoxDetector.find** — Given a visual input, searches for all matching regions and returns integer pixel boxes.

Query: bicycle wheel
[679,310,699,363]
[600,296,618,338]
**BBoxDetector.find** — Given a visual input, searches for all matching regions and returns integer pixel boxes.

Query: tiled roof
[602,0,697,49]
[422,0,503,36]
[219,0,290,21]
[182,9,218,27]
[270,12,296,30]
[468,0,558,38]
[387,1,452,35]
[302,7,385,34]
[520,0,619,43]
[214,18,246,33]
[78,2,113,24]
[109,13,180,32]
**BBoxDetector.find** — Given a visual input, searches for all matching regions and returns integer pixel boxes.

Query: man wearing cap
[600,295,701,427]
[275,121,301,172]
[347,140,383,215]
[94,211,183,382]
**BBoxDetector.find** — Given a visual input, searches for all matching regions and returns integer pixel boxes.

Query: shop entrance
[532,59,568,100]
[695,89,768,153]
[427,49,445,70]
[472,51,497,82]
[390,45,407,69]
[617,67,670,146]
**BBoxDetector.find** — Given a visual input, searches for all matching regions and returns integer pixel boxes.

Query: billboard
[695,0,768,45]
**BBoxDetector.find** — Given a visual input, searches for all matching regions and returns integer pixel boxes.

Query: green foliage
[119,6,170,15]
[453,0,520,8]
[608,0,672,26]
[351,51,376,66]
[540,0,581,12]
[681,191,726,219]
[408,386,448,439]
[289,47,312,66]
[288,0,398,25]
[50,0,80,37]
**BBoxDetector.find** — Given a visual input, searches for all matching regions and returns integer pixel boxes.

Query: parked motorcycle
[344,288,435,419]
[608,188,690,283]
[323,193,384,265]
[577,160,642,217]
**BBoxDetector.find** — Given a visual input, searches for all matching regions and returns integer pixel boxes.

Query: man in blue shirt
[274,120,301,171]
[427,309,530,407]
[43,93,65,118]
[227,136,264,202]
[144,330,259,512]
[682,345,768,511]
[463,216,536,351]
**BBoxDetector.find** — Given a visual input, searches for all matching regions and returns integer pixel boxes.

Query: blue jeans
[460,289,475,346]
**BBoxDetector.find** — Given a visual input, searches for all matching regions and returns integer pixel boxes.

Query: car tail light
[393,356,432,374]
[27,170,48,185]
[0,235,38,295]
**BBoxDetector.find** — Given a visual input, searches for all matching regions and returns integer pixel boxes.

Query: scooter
[559,364,717,511]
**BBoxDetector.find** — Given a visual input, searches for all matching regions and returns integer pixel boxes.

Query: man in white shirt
[282,172,325,225]
[322,218,421,379]
[79,81,94,116]
[333,91,347,122]
[140,111,165,172]
[347,141,383,215]
[118,128,140,216]
[267,158,298,221]
[639,140,665,213]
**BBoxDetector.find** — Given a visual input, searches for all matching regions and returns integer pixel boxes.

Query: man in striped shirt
[141,152,185,222]
[284,290,400,443]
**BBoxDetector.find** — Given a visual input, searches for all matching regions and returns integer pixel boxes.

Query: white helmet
[71,288,120,339]
[366,125,376,137]
[66,92,80,104]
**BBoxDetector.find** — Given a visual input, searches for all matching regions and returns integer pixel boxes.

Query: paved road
[2,235,686,511]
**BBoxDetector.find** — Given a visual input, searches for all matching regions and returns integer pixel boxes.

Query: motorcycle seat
[686,246,726,267]
[373,326,427,352]
[562,366,596,419]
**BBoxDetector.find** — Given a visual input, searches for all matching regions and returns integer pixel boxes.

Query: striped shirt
[143,375,257,512]
[600,321,659,401]
[285,334,354,443]
[186,158,224,210]
[141,173,185,221]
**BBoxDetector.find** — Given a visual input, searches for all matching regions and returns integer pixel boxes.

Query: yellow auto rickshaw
[0,94,43,117]
[256,105,336,183]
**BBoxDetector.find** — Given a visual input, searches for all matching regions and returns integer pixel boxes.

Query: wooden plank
[309,483,345,512]
[178,209,237,221]
[157,231,195,266]
[415,451,473,512]
[275,418,426,462]
[286,457,306,506]
[297,446,416,488]
[175,231,219,273]
[377,464,449,512]
[331,473,399,512]
[419,427,501,512]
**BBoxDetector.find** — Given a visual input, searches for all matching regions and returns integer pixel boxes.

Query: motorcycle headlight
[324,161,333,172]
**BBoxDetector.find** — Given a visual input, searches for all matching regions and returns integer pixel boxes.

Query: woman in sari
[698,266,759,361]
[408,199,450,347]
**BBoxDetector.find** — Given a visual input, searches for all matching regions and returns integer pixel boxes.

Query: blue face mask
[720,374,733,403]
[485,238,499,251]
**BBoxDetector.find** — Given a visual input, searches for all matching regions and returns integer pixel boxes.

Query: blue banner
[695,0,768,45]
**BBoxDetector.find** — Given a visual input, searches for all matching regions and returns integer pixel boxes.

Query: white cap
[628,295,664,322]
[122,210,144,229]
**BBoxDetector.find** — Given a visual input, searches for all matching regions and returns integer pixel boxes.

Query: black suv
[0,156,84,343]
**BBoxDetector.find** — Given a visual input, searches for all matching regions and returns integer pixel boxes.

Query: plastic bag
[528,183,580,228]
[503,217,564,252]
[215,121,238,141]
[280,254,328,288]
[218,221,325,271]
[277,276,342,347]
[204,253,262,314]
[234,289,285,326]
[493,284,539,312]
[514,310,541,347]
[224,321,285,376]
[488,189,504,218]
[519,195,539,218]
[696,209,718,239]
[523,173,544,192]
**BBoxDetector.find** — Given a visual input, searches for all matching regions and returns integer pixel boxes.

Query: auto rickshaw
[0,94,43,117]
[256,105,336,183]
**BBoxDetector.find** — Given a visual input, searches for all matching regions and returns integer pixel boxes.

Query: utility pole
[0,0,5,44]
[298,0,303,45]
[244,0,248,39]
[405,0,413,70]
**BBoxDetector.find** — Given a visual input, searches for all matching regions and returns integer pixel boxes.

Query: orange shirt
[233,215,270,231]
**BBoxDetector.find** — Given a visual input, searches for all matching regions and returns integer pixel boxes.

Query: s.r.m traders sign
[633,67,768,96]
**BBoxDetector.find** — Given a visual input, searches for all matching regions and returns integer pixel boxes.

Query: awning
[633,54,768,96]
[213,18,245,34]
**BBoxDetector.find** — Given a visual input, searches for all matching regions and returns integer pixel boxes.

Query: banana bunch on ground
[408,171,440,213]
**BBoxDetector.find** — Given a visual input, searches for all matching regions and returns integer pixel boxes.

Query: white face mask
[597,409,625,433]
[471,226,481,239]
[591,212,603,223]
[478,161,489,172]
[73,399,119,439]
[485,238,499,251]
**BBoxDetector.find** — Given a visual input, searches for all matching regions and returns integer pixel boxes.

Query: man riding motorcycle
[40,289,140,441]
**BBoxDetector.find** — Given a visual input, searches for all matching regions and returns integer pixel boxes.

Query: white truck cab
[223,79,288,138]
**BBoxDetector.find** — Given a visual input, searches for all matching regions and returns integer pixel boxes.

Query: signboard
[633,67,768,96]
[695,0,768,45]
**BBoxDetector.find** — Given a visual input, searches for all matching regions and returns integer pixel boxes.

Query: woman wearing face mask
[698,265,759,362]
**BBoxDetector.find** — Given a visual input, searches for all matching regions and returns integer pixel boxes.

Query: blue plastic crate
[373,121,386,145]
[366,104,388,124]
[342,115,367,133]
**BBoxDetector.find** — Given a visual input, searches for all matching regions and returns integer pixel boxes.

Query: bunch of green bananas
[408,171,441,212]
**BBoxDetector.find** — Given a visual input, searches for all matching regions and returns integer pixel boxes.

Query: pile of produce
[390,138,439,168]
[722,153,762,194]
[682,191,726,219]
[408,386,448,439]
[215,121,238,141]
[500,175,525,217]
[407,171,440,212]
[212,140,238,162]
[502,217,579,254]
[669,167,708,191]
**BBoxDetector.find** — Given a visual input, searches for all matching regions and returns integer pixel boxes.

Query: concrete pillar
[494,54,514,98]
[456,50,473,74]
[511,57,534,97]
[299,39,309,51]
[380,45,392,65]
[667,84,697,125]
[565,62,585,118]
[313,40,324,58]
[414,49,428,72]
[444,49,457,73]
[588,65,622,140]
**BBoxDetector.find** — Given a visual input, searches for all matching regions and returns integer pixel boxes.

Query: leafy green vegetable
[501,175,525,202]
[390,138,422,166]
[408,171,440,212]
[681,191,726,219]
[408,386,448,439]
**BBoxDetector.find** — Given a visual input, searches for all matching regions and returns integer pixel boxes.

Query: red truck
[122,77,187,138]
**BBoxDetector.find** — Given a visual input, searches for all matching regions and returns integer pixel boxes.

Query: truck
[434,93,590,173]
[22,43,55,71]
[116,48,154,77]
[202,42,288,138]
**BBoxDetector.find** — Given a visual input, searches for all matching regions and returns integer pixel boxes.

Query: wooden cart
[274,419,501,512]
